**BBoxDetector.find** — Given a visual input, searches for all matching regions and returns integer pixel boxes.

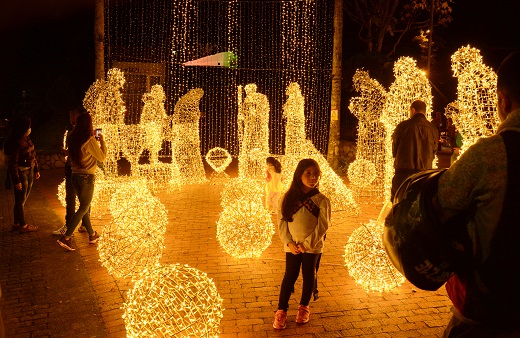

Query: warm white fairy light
[98,180,168,279]
[449,45,500,154]
[344,220,405,292]
[205,147,232,181]
[140,84,168,164]
[237,84,270,180]
[217,199,274,259]
[380,57,433,202]
[170,88,208,185]
[132,162,182,193]
[123,264,224,338]
[348,70,387,199]
[220,177,264,208]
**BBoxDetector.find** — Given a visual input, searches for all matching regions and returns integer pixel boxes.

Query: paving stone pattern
[0,166,453,337]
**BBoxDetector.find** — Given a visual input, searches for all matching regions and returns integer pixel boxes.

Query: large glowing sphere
[98,181,168,279]
[217,199,274,259]
[123,264,224,338]
[344,220,405,292]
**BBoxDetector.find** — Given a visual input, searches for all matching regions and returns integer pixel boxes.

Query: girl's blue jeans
[13,168,34,226]
[65,173,95,237]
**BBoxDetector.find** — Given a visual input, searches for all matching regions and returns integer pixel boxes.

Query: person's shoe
[273,310,287,330]
[57,236,75,251]
[19,224,38,233]
[52,225,67,236]
[89,231,100,244]
[78,225,87,233]
[295,305,310,324]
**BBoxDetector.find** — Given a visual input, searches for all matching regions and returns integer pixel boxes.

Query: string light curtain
[105,0,334,158]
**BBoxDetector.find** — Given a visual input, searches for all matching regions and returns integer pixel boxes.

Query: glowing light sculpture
[237,84,270,181]
[380,57,433,202]
[170,88,208,185]
[217,199,274,259]
[281,82,359,214]
[348,70,387,200]
[98,180,168,279]
[344,219,405,292]
[220,177,264,209]
[83,68,127,176]
[140,84,168,164]
[205,147,232,181]
[449,45,500,154]
[123,264,224,338]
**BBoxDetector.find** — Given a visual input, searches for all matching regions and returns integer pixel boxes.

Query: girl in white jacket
[273,158,331,330]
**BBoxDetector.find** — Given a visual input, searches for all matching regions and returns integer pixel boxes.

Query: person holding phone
[57,112,106,251]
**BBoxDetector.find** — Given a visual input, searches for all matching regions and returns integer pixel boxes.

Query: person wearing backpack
[434,52,520,337]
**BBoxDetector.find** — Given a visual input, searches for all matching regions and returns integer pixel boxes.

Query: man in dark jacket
[391,100,438,201]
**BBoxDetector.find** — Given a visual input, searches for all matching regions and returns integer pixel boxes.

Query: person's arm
[85,136,107,163]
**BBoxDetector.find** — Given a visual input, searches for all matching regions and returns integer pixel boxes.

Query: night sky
[1,0,519,120]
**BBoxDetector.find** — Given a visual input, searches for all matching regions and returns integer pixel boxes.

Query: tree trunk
[327,0,343,170]
[94,0,105,81]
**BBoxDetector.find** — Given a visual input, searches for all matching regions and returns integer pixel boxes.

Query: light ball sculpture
[98,180,168,279]
[217,199,274,259]
[344,220,405,292]
[123,263,224,338]
[347,158,377,188]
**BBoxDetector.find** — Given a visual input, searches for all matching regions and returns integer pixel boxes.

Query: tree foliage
[344,0,454,56]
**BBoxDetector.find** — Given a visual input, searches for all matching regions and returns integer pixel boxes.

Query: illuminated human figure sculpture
[238,84,270,180]
[83,68,127,176]
[171,88,207,185]
[283,82,306,158]
[348,70,387,199]
[281,82,359,214]
[140,84,167,164]
[380,57,432,201]
[449,45,500,154]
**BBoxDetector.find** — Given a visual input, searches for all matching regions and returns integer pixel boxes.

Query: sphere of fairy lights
[217,199,274,259]
[344,220,405,292]
[347,159,377,188]
[220,177,264,208]
[205,147,232,174]
[123,264,224,338]
[98,180,168,279]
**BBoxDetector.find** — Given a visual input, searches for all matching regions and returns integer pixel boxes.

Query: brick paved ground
[1,163,453,338]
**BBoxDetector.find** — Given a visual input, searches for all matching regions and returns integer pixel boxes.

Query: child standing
[265,156,283,214]
[273,158,331,330]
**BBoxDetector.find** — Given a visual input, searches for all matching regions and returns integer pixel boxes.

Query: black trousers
[277,252,320,311]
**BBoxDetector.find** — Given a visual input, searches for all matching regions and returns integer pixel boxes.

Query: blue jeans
[64,165,89,227]
[65,173,95,237]
[13,168,34,226]
[277,252,320,311]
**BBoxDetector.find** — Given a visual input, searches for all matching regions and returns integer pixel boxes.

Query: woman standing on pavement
[3,116,40,233]
[57,112,106,251]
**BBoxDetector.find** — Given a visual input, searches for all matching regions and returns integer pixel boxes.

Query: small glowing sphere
[123,264,224,338]
[98,181,168,279]
[344,220,405,292]
[217,199,274,258]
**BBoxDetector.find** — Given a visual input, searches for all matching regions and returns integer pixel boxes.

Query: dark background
[1,0,519,142]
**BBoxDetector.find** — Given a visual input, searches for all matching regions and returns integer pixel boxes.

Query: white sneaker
[52,225,67,236]
[78,225,87,233]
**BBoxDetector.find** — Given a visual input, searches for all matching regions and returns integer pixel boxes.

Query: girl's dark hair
[266,156,282,173]
[68,113,94,168]
[9,116,31,141]
[281,158,321,222]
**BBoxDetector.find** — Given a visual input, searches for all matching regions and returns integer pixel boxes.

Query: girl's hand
[297,243,306,253]
[15,183,22,190]
[35,172,40,180]
[288,242,301,255]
